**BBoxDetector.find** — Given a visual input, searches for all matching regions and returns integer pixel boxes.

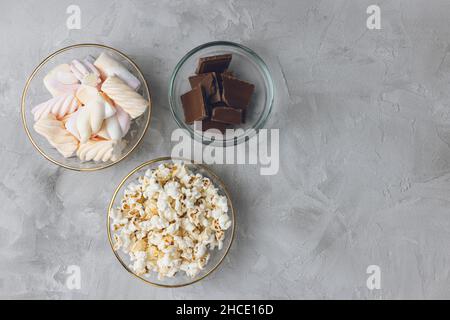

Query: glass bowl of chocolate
[169,41,274,147]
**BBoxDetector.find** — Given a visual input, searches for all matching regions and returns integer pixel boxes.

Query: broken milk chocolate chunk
[208,71,235,104]
[188,74,206,88]
[219,70,234,81]
[211,107,243,124]
[196,119,229,133]
[213,71,233,95]
[188,73,218,104]
[196,54,232,74]
[180,86,208,124]
[222,70,234,77]
[215,71,233,84]
[211,101,228,108]
[221,74,255,109]
[188,73,210,88]
[209,75,222,104]
[189,72,224,105]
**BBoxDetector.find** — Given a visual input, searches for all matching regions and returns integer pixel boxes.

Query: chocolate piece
[223,70,233,76]
[211,107,242,124]
[211,101,228,108]
[209,75,222,104]
[180,86,207,124]
[221,71,234,78]
[221,74,255,109]
[196,54,232,74]
[214,71,233,94]
[199,119,229,133]
[209,71,235,104]
[189,73,221,105]
[188,73,211,88]
[215,71,233,83]
[188,74,208,88]
[196,73,216,97]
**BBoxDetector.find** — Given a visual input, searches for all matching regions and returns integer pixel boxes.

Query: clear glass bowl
[107,157,236,287]
[169,41,274,147]
[21,44,152,171]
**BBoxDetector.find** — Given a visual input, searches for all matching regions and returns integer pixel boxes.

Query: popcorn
[164,181,180,198]
[131,251,147,276]
[218,214,232,230]
[110,161,231,279]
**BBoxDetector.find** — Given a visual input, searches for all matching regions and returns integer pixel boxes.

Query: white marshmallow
[33,114,78,158]
[94,52,141,90]
[44,64,80,97]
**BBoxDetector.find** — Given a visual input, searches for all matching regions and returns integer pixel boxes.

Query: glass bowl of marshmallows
[21,44,151,171]
[107,157,235,287]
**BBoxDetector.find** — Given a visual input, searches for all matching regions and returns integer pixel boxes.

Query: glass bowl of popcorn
[21,43,152,171]
[107,157,235,287]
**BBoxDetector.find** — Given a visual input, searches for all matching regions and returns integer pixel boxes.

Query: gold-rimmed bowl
[107,157,235,287]
[21,43,152,171]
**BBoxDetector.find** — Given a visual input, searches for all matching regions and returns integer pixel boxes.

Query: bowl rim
[106,156,236,288]
[21,43,152,171]
[168,40,274,147]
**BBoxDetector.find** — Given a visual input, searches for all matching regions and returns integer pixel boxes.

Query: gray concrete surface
[1,0,450,299]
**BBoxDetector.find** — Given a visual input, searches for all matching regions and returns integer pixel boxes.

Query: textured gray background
[1,0,450,299]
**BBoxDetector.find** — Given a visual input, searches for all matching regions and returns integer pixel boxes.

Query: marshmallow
[43,64,80,97]
[94,52,141,90]
[101,76,148,119]
[116,105,131,137]
[87,100,105,132]
[70,59,89,81]
[81,73,100,87]
[75,84,100,105]
[66,106,110,143]
[77,139,124,162]
[76,85,116,117]
[76,107,92,143]
[33,114,78,158]
[76,100,106,143]
[32,93,80,121]
[64,110,80,140]
[97,115,123,141]
[70,58,101,86]
[83,56,100,76]
[75,87,119,143]
[99,92,116,118]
